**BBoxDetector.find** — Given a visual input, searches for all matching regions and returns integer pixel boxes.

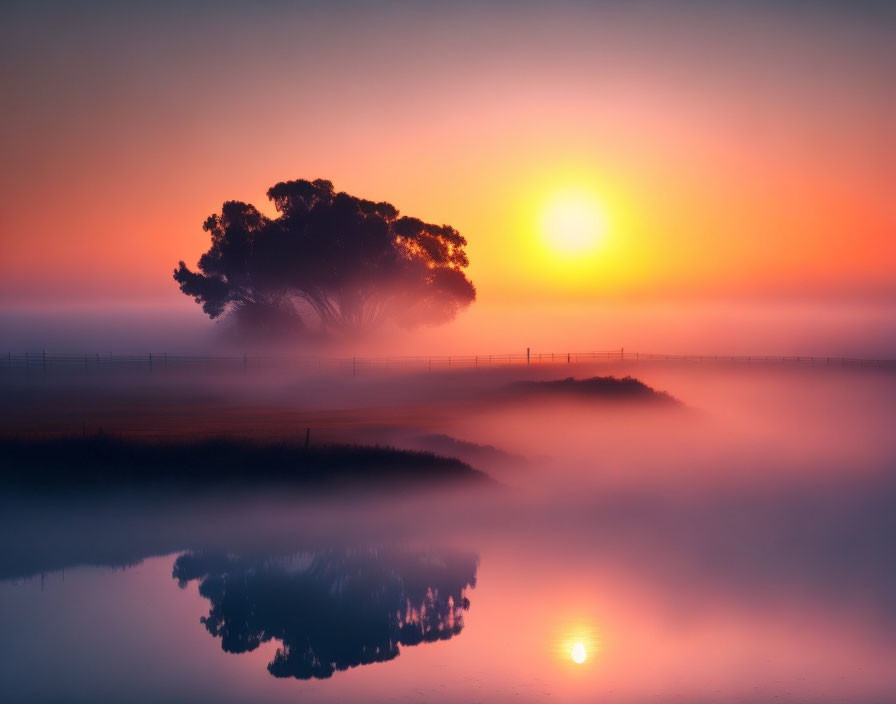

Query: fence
[3,348,896,375]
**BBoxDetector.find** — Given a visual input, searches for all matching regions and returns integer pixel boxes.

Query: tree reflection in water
[173,546,478,679]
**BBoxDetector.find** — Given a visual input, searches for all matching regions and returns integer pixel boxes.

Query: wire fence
[2,348,896,376]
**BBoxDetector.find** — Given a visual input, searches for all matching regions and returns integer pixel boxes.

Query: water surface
[2,364,895,702]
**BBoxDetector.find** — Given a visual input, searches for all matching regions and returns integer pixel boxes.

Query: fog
[2,323,895,701]
[3,298,896,357]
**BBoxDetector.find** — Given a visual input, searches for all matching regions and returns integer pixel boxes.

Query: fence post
[527,347,530,365]
[567,352,570,364]
[620,347,624,360]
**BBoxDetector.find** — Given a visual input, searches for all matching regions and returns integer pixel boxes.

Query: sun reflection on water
[556,623,600,669]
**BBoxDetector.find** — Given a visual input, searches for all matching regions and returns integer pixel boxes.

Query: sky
[0,1,894,348]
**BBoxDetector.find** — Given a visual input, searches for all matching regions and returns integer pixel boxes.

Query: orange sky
[1,1,894,309]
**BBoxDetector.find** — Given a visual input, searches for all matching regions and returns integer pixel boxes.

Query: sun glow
[540,191,608,257]
[506,165,640,295]
[555,621,599,669]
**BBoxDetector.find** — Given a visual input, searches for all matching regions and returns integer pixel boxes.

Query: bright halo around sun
[540,190,608,257]
[570,641,587,664]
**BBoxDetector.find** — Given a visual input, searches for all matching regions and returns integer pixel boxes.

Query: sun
[554,621,599,668]
[540,190,608,257]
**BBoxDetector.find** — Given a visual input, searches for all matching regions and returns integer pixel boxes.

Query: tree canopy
[174,179,476,337]
[173,546,478,679]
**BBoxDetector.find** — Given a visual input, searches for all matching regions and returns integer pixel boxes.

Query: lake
[1,363,895,702]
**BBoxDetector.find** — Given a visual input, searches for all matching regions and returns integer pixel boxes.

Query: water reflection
[173,546,478,679]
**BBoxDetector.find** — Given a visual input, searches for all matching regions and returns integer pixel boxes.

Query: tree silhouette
[173,546,478,679]
[174,179,476,337]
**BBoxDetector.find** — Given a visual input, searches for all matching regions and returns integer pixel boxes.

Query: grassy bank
[0,434,491,493]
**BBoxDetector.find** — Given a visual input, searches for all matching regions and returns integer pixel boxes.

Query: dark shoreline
[0,434,492,494]
[503,375,681,404]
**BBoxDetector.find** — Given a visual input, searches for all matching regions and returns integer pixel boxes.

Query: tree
[172,546,478,679]
[174,179,476,337]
